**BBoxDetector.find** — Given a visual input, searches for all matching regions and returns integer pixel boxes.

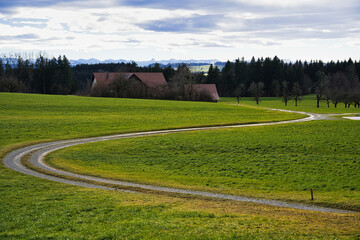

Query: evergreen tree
[207,64,215,83]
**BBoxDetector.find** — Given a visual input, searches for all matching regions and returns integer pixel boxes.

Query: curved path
[3,109,356,214]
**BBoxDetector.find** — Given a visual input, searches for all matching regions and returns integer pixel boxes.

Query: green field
[47,120,360,211]
[1,93,360,239]
[223,95,360,114]
[0,93,301,152]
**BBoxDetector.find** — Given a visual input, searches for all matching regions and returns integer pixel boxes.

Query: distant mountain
[69,58,127,66]
[69,58,221,67]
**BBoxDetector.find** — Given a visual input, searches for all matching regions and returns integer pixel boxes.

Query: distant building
[92,72,167,90]
[91,72,220,102]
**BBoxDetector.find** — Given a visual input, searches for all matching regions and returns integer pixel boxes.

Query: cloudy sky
[0,0,359,62]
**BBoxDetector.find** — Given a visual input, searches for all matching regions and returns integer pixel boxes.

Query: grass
[221,95,360,114]
[1,93,359,239]
[2,171,359,239]
[0,92,301,152]
[47,120,360,211]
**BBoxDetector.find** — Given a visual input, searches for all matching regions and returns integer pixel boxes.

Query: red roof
[190,84,220,101]
[132,73,167,89]
[92,72,167,89]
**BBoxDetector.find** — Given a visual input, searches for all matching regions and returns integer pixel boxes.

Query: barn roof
[191,84,220,101]
[92,72,167,88]
[132,73,167,88]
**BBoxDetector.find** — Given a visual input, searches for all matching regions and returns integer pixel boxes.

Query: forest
[1,55,359,107]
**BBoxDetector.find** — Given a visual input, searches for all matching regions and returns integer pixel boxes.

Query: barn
[92,72,220,102]
[92,72,167,90]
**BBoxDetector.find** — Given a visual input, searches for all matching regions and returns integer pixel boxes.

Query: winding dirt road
[3,109,356,213]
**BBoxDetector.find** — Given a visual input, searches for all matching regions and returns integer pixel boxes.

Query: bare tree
[248,81,264,105]
[292,81,302,107]
[326,72,350,108]
[314,71,328,108]
[0,75,25,92]
[349,88,360,108]
[234,83,245,104]
[281,80,290,106]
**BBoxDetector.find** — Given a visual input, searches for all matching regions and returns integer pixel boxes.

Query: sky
[0,0,359,62]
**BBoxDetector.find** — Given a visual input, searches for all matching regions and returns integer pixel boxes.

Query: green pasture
[47,120,360,211]
[1,93,359,239]
[221,95,360,114]
[0,92,301,152]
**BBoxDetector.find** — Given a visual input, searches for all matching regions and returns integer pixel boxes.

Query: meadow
[0,92,301,152]
[224,95,360,114]
[47,120,360,211]
[1,93,359,239]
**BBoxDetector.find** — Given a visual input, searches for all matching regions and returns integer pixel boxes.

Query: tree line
[0,55,78,94]
[205,56,360,107]
[1,55,359,106]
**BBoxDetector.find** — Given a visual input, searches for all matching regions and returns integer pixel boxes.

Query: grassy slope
[48,120,360,211]
[1,93,359,239]
[2,171,359,239]
[0,93,301,152]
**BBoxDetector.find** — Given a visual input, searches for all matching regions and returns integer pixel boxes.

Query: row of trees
[233,69,360,108]
[315,70,360,108]
[206,57,360,97]
[1,55,359,106]
[206,57,360,107]
[0,55,80,94]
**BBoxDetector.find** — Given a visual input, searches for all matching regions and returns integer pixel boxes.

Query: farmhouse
[91,71,220,102]
[92,72,167,90]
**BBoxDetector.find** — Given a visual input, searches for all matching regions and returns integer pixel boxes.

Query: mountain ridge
[69,58,221,67]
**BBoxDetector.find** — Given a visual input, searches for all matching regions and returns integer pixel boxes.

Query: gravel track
[3,108,355,213]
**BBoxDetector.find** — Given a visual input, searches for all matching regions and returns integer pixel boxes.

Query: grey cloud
[118,0,264,12]
[169,41,231,48]
[254,29,348,40]
[103,39,141,44]
[223,13,359,40]
[139,14,222,32]
[0,33,39,40]
[97,17,107,22]
[241,14,349,31]
[245,40,280,46]
[0,0,74,13]
[0,0,252,13]
[61,23,70,31]
[202,43,232,48]
[0,18,48,28]
[170,42,201,47]
[125,38,141,44]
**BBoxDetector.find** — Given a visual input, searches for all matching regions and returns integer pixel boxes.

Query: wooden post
[310,188,314,201]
